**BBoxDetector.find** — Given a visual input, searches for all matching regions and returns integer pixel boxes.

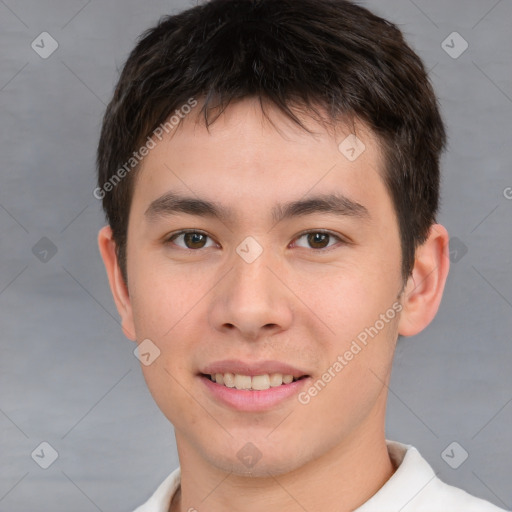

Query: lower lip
[200,375,310,412]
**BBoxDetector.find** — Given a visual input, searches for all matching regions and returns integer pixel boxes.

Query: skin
[99,98,449,512]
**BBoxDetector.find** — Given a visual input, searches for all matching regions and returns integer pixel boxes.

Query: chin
[203,443,311,478]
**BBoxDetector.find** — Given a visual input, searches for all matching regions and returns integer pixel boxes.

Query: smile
[203,372,307,391]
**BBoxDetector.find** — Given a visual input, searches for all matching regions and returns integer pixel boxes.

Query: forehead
[131,98,390,223]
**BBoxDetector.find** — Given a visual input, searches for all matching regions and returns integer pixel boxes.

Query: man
[95,0,507,510]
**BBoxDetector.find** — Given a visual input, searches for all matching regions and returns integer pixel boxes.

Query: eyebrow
[144,191,370,225]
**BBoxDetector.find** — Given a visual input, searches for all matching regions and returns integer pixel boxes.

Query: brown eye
[293,231,343,250]
[307,232,330,249]
[183,232,207,249]
[167,231,215,250]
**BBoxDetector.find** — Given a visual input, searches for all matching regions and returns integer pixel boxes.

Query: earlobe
[97,226,137,341]
[398,224,450,337]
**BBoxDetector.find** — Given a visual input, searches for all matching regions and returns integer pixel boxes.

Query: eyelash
[165,229,347,252]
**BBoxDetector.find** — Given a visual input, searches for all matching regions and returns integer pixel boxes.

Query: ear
[398,224,450,337]
[97,225,136,341]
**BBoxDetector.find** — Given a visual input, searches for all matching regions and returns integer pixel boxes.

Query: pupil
[185,233,205,248]
[309,233,328,248]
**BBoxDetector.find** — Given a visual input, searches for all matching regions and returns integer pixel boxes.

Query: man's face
[123,99,404,476]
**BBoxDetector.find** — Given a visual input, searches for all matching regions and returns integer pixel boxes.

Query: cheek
[299,260,401,344]
[299,316,398,428]
[139,359,204,432]
[296,264,401,414]
[128,261,209,396]
[129,267,204,420]
[128,256,204,339]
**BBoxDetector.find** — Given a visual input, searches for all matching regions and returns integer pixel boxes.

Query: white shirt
[133,441,508,511]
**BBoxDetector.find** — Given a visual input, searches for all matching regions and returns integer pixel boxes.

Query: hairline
[115,97,410,285]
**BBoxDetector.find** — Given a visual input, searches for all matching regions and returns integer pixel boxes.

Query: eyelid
[166,228,211,239]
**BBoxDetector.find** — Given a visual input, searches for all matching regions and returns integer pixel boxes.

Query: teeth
[251,374,270,390]
[209,372,300,390]
[222,373,235,387]
[282,374,293,384]
[269,373,283,387]
[234,374,252,390]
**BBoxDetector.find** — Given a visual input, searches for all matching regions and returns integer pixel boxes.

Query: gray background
[0,0,511,510]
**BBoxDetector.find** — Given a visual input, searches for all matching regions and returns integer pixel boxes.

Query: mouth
[198,360,311,411]
[200,372,309,391]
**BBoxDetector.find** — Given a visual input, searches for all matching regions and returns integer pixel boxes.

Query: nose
[208,247,294,341]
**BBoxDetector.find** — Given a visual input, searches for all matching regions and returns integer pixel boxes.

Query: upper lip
[200,360,309,378]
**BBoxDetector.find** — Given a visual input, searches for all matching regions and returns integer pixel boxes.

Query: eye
[292,230,344,250]
[166,230,217,250]
[165,229,346,251]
